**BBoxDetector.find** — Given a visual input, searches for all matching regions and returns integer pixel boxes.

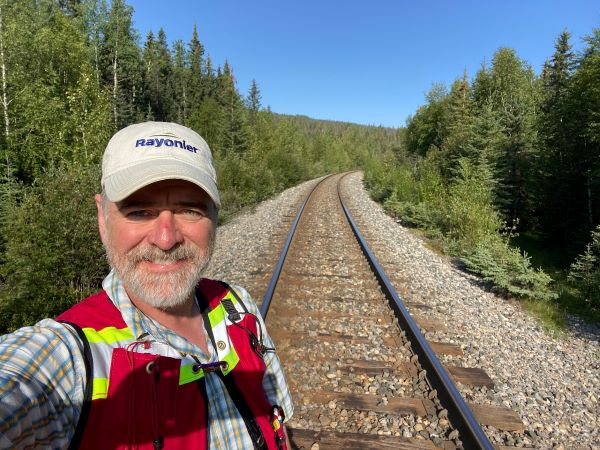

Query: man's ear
[95,193,108,246]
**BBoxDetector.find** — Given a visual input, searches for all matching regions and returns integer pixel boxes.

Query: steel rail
[260,172,493,448]
[336,174,493,450]
[259,175,334,318]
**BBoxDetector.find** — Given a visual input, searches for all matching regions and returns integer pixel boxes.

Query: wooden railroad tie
[271,305,448,334]
[287,428,439,450]
[295,388,523,433]
[468,403,525,432]
[299,390,436,418]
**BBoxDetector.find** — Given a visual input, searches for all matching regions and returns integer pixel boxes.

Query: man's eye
[180,209,205,217]
[126,210,153,218]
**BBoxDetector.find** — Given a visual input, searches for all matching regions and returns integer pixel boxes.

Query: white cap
[101,122,220,209]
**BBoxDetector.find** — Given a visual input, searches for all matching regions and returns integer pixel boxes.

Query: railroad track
[258,173,525,450]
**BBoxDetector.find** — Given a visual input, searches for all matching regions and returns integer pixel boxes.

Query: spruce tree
[187,24,204,111]
[538,30,577,245]
[142,28,174,121]
[215,61,249,156]
[172,39,188,123]
[474,48,539,229]
[564,28,600,243]
[101,0,143,128]
[247,79,262,113]
[441,72,478,179]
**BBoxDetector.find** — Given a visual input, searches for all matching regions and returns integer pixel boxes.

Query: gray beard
[104,234,215,311]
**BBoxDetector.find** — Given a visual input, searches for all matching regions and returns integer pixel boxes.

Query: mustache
[127,244,201,264]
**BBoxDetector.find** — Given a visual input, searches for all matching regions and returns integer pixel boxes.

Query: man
[0,122,293,449]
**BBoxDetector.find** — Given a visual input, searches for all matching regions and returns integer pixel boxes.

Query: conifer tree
[473,48,539,228]
[564,28,600,241]
[171,39,188,123]
[187,24,204,111]
[101,0,142,128]
[441,72,478,179]
[203,55,216,98]
[538,30,577,245]
[215,61,249,155]
[142,28,174,121]
[470,100,504,195]
[247,79,262,113]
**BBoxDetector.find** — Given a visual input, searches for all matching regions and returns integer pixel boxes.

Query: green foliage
[246,79,262,115]
[521,299,566,336]
[405,84,450,156]
[364,27,600,322]
[415,150,446,205]
[361,157,393,202]
[384,198,437,230]
[0,164,107,332]
[568,225,600,309]
[188,97,225,148]
[101,0,143,128]
[1,0,111,182]
[462,234,558,302]
[476,48,539,227]
[2,2,598,331]
[369,153,440,230]
[440,159,502,253]
[364,148,558,304]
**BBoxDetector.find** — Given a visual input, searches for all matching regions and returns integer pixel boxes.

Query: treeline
[0,0,401,331]
[365,29,600,316]
[2,0,596,330]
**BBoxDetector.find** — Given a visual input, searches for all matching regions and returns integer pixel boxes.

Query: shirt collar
[102,269,214,359]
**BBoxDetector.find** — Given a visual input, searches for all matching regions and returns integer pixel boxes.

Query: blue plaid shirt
[0,270,293,449]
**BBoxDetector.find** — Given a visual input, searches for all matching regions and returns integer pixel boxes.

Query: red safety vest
[57,279,287,450]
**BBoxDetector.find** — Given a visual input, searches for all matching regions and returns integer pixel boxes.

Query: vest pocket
[104,349,181,445]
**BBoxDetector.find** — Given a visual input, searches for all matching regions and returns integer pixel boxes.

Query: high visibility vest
[57,279,287,450]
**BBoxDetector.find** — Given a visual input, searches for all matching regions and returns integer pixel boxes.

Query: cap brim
[103,159,221,209]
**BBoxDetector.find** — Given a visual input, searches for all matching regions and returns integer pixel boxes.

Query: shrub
[568,225,600,309]
[415,148,446,205]
[440,159,502,254]
[383,196,437,229]
[0,163,106,332]
[462,234,557,302]
[363,158,394,203]
[366,155,557,303]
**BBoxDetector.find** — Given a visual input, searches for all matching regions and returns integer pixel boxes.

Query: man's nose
[150,210,183,250]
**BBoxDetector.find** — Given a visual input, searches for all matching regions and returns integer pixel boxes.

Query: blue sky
[127,0,599,128]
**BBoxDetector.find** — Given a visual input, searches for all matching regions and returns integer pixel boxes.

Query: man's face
[96,180,217,311]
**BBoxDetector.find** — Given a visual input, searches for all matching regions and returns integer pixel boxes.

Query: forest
[0,0,598,332]
[366,30,600,327]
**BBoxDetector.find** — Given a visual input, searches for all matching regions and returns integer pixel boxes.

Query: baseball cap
[101,122,220,209]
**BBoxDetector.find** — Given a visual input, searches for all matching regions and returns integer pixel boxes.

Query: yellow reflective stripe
[92,377,109,400]
[83,326,134,344]
[206,292,244,374]
[207,292,238,327]
[221,347,239,375]
[179,363,205,384]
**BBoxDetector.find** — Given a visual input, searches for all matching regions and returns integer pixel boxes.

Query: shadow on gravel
[448,259,600,345]
[565,317,600,345]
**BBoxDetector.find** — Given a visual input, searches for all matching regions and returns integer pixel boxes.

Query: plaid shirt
[0,270,293,449]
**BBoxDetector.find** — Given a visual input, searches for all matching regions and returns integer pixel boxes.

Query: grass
[366,171,599,332]
[521,298,567,336]
[386,207,589,331]
[512,232,600,329]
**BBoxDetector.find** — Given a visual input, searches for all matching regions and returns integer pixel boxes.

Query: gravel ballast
[205,172,599,449]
